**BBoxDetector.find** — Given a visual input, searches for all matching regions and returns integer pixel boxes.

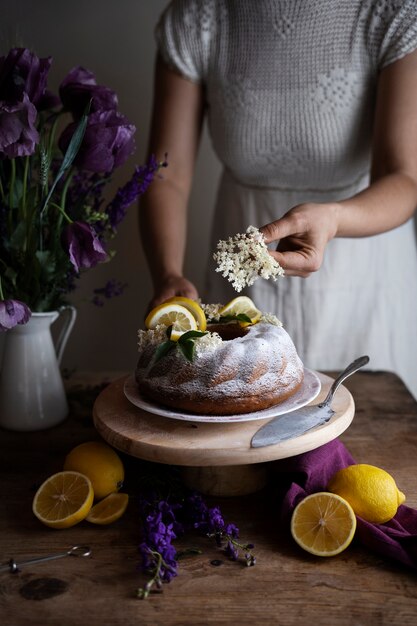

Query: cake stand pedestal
[93,372,354,497]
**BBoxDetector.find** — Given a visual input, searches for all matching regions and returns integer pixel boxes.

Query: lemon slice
[290,492,357,557]
[145,302,198,340]
[86,492,129,525]
[32,471,94,529]
[218,296,262,326]
[166,296,207,331]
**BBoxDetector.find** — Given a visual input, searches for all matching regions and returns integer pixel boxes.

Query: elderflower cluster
[200,302,223,322]
[137,325,167,349]
[260,312,283,327]
[213,226,284,292]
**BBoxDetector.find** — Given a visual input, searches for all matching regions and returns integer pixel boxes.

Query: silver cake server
[251,355,369,448]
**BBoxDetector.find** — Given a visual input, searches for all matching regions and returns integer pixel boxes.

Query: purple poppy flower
[59,109,135,173]
[0,93,39,157]
[0,48,52,107]
[59,66,118,118]
[0,299,31,331]
[61,221,108,273]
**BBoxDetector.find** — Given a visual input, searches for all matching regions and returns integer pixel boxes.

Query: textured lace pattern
[155,0,417,189]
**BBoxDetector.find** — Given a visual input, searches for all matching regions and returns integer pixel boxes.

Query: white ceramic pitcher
[0,306,77,431]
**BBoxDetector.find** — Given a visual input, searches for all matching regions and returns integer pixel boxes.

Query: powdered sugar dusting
[136,323,304,410]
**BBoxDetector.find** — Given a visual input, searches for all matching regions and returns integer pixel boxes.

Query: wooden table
[0,371,416,626]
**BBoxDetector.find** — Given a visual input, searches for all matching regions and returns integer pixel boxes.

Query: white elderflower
[213,225,284,292]
[200,302,223,322]
[260,312,283,327]
[137,325,167,349]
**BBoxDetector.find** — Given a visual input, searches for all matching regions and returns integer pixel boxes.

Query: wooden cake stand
[93,372,354,496]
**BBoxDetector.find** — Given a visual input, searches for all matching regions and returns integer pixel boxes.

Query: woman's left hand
[259,202,340,277]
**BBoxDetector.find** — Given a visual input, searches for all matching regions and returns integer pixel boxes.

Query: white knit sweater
[156,0,417,190]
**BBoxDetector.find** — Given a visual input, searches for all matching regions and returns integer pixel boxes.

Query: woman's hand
[148,275,199,311]
[260,202,340,277]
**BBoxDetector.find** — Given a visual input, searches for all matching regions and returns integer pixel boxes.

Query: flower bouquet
[0,47,166,330]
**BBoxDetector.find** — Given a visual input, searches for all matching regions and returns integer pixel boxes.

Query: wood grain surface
[92,372,354,466]
[0,371,416,626]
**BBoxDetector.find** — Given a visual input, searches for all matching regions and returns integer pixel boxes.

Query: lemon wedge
[145,302,198,340]
[86,492,129,525]
[290,492,357,557]
[218,296,262,326]
[166,296,207,331]
[32,471,94,529]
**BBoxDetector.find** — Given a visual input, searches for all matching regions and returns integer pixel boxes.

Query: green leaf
[35,250,57,280]
[178,330,207,343]
[178,339,196,362]
[41,103,90,216]
[153,340,177,364]
[219,313,252,324]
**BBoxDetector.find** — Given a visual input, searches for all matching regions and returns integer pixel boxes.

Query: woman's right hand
[147,275,199,311]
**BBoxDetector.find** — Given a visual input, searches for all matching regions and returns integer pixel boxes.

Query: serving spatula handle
[319,355,369,408]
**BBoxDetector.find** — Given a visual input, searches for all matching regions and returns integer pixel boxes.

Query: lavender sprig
[136,481,256,599]
[103,154,167,233]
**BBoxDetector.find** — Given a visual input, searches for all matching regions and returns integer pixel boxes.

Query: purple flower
[59,66,118,118]
[0,299,31,331]
[102,155,167,231]
[61,221,108,273]
[59,109,136,173]
[0,93,39,157]
[92,279,127,307]
[0,48,52,107]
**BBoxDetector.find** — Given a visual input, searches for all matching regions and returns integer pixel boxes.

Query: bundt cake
[135,300,304,416]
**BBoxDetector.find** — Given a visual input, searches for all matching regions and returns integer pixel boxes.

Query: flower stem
[9,159,16,209]
[0,276,4,301]
[21,156,30,219]
[50,201,73,224]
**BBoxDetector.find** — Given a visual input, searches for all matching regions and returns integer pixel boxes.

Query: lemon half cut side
[32,471,94,529]
[290,492,357,557]
[218,296,262,326]
[166,296,207,331]
[145,302,198,340]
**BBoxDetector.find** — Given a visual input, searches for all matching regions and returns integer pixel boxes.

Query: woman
[139,0,417,397]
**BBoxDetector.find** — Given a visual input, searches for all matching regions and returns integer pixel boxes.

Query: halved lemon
[145,302,198,340]
[218,296,262,326]
[86,492,129,525]
[166,296,207,331]
[32,471,94,529]
[290,492,357,557]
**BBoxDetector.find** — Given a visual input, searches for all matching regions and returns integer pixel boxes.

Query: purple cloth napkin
[275,439,417,569]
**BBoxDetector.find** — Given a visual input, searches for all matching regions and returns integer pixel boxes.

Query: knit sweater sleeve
[155,0,215,83]
[366,0,417,69]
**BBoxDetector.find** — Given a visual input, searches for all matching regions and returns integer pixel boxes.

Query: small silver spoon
[0,545,92,574]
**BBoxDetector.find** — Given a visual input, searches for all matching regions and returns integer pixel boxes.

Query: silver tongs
[0,545,91,573]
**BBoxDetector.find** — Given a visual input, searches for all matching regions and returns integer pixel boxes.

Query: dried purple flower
[61,221,108,273]
[0,299,31,331]
[0,94,39,157]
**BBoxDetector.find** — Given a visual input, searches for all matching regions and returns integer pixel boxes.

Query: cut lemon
[86,492,129,525]
[290,492,357,557]
[166,296,207,331]
[145,302,198,340]
[32,471,94,529]
[218,296,262,326]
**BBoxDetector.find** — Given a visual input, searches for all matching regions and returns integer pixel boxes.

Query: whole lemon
[327,464,405,524]
[64,441,124,500]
